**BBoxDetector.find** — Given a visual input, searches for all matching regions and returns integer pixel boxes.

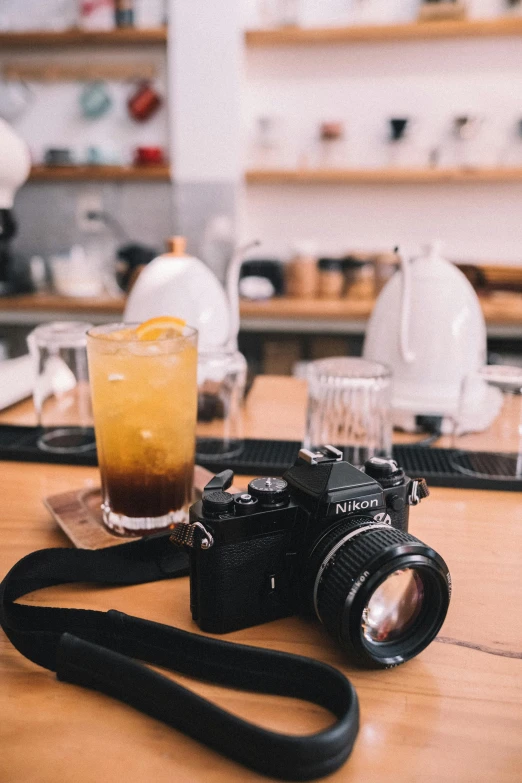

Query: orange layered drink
[87,319,198,535]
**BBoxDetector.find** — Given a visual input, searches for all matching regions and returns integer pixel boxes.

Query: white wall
[240,2,522,263]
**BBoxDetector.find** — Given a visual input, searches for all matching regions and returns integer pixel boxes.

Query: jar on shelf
[343,256,374,299]
[250,115,286,169]
[443,115,485,169]
[317,257,345,299]
[499,119,522,168]
[316,121,348,169]
[285,242,319,298]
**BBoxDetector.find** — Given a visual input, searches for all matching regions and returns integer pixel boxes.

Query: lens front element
[362,568,424,644]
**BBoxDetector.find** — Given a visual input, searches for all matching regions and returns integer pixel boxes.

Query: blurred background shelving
[245,16,522,45]
[245,167,522,184]
[0,27,167,47]
[29,165,171,181]
[1,1,522,373]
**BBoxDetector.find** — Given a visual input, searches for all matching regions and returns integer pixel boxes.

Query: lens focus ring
[316,526,420,634]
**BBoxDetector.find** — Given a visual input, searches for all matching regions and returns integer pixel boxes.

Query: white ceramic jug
[363,243,501,431]
[125,236,231,349]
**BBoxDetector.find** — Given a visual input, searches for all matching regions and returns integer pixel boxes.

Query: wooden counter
[1,291,522,337]
[0,376,521,783]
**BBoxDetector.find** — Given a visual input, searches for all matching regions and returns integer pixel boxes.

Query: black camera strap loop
[0,536,359,782]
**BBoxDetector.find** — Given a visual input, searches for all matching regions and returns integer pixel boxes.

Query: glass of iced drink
[87,318,198,536]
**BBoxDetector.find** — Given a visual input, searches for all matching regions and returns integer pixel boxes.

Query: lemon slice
[135,316,187,341]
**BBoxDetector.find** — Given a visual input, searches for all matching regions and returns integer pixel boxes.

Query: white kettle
[363,243,501,432]
[125,236,231,349]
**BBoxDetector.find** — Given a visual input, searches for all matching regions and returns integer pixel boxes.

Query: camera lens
[308,520,450,668]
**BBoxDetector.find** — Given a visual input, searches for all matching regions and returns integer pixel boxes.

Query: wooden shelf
[245,167,522,185]
[0,294,125,314]
[1,292,521,330]
[29,165,171,182]
[0,27,167,47]
[245,17,522,46]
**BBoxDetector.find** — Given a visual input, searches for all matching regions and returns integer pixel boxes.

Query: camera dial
[364,457,405,488]
[234,493,259,516]
[248,477,289,507]
[202,490,235,515]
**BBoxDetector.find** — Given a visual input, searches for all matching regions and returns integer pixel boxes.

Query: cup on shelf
[0,79,33,122]
[127,81,163,123]
[133,146,166,165]
[386,117,423,167]
[115,0,135,28]
[27,321,96,454]
[304,357,393,468]
[44,148,74,167]
[79,81,113,120]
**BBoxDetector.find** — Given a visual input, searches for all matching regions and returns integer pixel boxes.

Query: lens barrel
[308,519,451,668]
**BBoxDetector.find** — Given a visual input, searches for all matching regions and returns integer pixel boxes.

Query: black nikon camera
[182,446,451,668]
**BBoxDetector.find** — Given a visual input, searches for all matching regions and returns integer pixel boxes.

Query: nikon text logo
[336,498,379,515]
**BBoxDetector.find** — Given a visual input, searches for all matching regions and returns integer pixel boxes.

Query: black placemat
[0,425,520,491]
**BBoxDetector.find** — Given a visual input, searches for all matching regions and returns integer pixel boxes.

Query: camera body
[187,447,427,637]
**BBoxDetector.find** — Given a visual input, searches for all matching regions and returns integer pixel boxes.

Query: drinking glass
[196,350,247,461]
[304,357,392,467]
[28,321,95,454]
[451,365,522,479]
[87,323,198,536]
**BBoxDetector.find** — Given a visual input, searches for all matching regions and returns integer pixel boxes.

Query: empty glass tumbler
[451,365,522,479]
[304,357,392,467]
[27,321,95,453]
[196,350,247,460]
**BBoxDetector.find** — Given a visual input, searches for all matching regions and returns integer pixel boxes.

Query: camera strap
[0,535,359,782]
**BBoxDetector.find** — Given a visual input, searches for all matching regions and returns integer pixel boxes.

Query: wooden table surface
[1,376,521,783]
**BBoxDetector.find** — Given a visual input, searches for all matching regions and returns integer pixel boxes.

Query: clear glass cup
[87,323,198,536]
[304,357,392,467]
[27,321,95,454]
[451,365,522,479]
[196,350,247,461]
